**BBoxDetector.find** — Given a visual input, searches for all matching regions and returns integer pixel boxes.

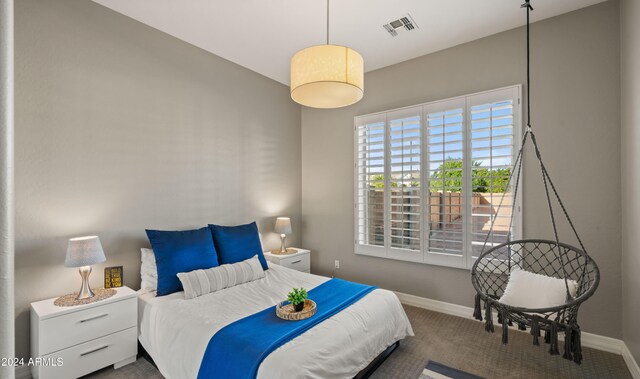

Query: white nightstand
[30,286,138,379]
[264,248,311,273]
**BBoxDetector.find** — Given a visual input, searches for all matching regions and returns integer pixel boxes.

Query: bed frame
[354,341,399,379]
[138,340,399,378]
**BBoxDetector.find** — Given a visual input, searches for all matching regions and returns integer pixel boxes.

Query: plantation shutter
[354,85,521,269]
[468,87,521,260]
[387,107,422,262]
[355,114,387,256]
[423,98,467,267]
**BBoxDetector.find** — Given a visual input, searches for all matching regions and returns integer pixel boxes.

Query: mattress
[137,263,414,379]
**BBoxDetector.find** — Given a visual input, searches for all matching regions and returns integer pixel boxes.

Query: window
[354,86,522,269]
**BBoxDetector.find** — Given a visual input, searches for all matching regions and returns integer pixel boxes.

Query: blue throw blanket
[197,278,376,379]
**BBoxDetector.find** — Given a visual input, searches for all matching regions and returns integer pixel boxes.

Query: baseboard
[622,344,640,379]
[395,291,473,320]
[15,365,31,379]
[394,291,640,378]
[579,331,626,355]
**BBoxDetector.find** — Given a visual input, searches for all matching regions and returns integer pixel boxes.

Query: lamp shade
[65,236,106,267]
[290,45,364,109]
[274,217,292,235]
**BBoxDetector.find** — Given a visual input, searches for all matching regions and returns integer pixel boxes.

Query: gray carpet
[86,305,631,379]
[370,306,631,379]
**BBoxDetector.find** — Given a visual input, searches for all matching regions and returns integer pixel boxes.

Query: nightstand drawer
[279,253,310,271]
[34,326,137,379]
[38,297,136,355]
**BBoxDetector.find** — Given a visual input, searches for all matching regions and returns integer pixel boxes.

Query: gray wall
[301,1,621,338]
[621,0,640,363]
[14,0,301,359]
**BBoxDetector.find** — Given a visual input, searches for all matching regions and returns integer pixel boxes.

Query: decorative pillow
[177,255,266,300]
[208,222,268,270]
[145,227,219,296]
[140,248,158,291]
[499,268,578,309]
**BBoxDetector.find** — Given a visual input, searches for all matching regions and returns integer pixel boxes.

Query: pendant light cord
[522,0,533,128]
[326,0,330,45]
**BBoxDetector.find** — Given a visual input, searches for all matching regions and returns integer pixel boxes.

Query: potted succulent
[287,288,308,312]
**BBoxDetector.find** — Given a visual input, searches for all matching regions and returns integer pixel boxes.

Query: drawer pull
[290,259,302,264]
[80,345,109,357]
[79,313,109,323]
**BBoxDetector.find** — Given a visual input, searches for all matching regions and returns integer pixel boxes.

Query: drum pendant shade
[290,45,364,109]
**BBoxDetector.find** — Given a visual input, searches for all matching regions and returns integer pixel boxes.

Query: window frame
[353,85,523,270]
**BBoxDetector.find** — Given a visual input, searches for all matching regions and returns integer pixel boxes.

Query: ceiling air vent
[383,14,418,37]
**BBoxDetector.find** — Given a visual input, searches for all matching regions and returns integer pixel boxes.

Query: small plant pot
[294,302,304,312]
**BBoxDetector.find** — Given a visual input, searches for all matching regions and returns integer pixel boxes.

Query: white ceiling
[92,0,606,85]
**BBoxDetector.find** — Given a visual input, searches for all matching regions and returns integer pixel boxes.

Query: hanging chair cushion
[499,268,578,309]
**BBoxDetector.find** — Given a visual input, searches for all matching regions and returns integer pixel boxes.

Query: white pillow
[499,268,577,309]
[140,248,158,291]
[177,255,265,300]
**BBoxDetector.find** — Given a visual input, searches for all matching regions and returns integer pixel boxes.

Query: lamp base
[279,234,288,253]
[76,265,95,300]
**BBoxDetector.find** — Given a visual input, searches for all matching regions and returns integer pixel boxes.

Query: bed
[138,263,414,379]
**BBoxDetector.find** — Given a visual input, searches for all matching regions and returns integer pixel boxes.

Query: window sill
[354,249,471,270]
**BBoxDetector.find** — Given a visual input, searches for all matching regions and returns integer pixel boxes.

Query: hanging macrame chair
[470,0,599,365]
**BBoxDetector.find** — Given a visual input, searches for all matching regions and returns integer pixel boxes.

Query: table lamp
[65,236,106,300]
[274,217,292,254]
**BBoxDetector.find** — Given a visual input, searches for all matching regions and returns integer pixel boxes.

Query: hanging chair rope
[479,0,534,255]
[479,0,592,298]
[504,139,525,271]
[523,0,533,128]
[479,130,526,253]
[530,131,572,297]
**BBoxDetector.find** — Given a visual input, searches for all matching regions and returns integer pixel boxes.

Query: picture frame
[104,266,123,288]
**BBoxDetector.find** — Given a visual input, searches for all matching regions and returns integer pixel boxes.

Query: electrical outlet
[334,260,340,269]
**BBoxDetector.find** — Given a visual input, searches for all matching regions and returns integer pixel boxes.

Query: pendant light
[290,0,364,108]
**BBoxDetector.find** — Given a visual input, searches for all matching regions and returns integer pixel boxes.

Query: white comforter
[138,263,413,379]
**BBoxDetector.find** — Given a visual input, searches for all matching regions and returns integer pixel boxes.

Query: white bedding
[138,263,413,379]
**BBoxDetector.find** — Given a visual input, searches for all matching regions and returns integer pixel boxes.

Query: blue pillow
[209,222,268,270]
[145,227,219,296]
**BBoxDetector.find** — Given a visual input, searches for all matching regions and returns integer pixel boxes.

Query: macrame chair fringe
[475,305,584,361]
[572,327,583,364]
[563,327,573,361]
[485,303,494,333]
[549,323,560,355]
[473,294,483,321]
[501,310,509,344]
[531,319,540,346]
